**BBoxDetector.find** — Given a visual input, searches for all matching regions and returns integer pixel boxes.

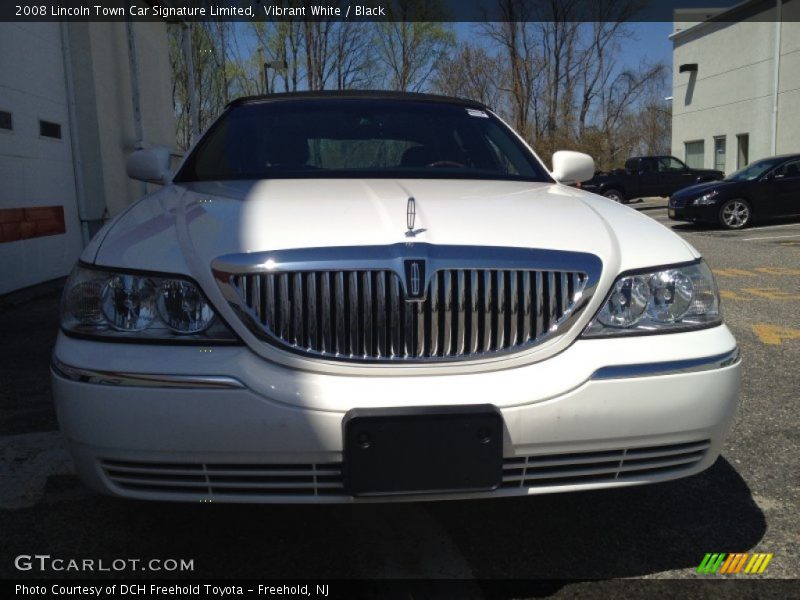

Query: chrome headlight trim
[60,262,242,345]
[582,259,721,338]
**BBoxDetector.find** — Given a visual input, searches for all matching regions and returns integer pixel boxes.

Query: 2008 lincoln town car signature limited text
[52,92,741,502]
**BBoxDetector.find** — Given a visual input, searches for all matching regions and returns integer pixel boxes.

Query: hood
[89,178,698,282]
[671,179,737,200]
[694,168,725,178]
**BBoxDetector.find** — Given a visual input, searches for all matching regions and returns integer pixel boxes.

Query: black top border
[3,0,798,23]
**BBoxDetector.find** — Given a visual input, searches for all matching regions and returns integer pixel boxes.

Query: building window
[685,140,705,169]
[714,136,726,173]
[39,120,62,139]
[737,134,749,169]
[0,110,11,131]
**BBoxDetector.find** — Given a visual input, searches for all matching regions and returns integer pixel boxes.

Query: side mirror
[551,151,595,185]
[126,147,172,184]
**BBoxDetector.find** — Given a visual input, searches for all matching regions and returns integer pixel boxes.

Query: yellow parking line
[713,268,757,277]
[720,290,751,301]
[753,267,800,276]
[752,324,800,345]
[741,288,800,301]
[713,267,800,277]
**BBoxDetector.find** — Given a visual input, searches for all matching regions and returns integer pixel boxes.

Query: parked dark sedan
[668,154,800,229]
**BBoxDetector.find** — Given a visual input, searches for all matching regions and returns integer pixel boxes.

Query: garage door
[684,140,705,170]
[0,22,84,294]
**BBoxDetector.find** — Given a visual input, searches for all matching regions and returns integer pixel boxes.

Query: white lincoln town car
[53,92,741,503]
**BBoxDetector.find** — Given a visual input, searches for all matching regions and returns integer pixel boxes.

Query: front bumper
[53,326,741,503]
[668,202,719,223]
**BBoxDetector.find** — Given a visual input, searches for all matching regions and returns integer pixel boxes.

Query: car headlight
[61,264,239,342]
[692,190,719,205]
[582,260,720,337]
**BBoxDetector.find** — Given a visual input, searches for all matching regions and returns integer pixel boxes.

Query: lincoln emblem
[403,259,426,301]
[410,262,421,296]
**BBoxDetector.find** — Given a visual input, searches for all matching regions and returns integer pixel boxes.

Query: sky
[619,22,675,83]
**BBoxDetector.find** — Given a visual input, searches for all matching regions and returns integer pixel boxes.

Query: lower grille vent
[101,460,344,497]
[501,440,710,488]
[101,440,708,499]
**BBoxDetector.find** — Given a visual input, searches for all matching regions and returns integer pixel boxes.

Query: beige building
[0,22,176,294]
[671,0,800,174]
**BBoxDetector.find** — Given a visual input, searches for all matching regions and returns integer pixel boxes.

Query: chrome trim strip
[212,243,604,279]
[51,358,246,389]
[590,347,741,380]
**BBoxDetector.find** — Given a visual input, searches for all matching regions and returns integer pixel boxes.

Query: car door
[767,158,800,217]
[658,157,696,195]
[636,158,660,197]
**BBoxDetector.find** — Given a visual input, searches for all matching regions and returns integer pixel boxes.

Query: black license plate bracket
[343,405,503,497]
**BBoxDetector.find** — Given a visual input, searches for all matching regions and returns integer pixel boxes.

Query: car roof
[764,153,800,161]
[226,90,489,110]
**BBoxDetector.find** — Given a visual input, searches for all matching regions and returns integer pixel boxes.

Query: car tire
[603,189,625,203]
[718,199,751,230]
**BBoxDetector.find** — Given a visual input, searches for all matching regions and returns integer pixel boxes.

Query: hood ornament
[405,197,426,238]
[406,197,416,235]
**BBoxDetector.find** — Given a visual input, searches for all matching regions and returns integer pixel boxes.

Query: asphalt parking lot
[1,198,798,595]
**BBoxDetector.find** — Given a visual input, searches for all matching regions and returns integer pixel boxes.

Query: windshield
[725,157,787,182]
[174,99,551,183]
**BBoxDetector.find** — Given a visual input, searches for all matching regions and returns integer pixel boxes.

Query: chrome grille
[212,244,602,363]
[227,268,587,361]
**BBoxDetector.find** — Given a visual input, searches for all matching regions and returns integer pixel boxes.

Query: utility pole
[182,23,199,143]
[263,60,288,95]
[257,45,265,94]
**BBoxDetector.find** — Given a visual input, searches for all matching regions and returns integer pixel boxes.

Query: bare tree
[332,23,380,89]
[481,2,541,139]
[478,0,665,166]
[168,23,229,149]
[376,1,454,92]
[303,20,335,90]
[432,42,505,109]
[246,18,376,93]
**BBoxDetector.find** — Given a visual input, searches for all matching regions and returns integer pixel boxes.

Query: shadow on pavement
[1,456,764,596]
[669,223,717,232]
[425,458,764,581]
